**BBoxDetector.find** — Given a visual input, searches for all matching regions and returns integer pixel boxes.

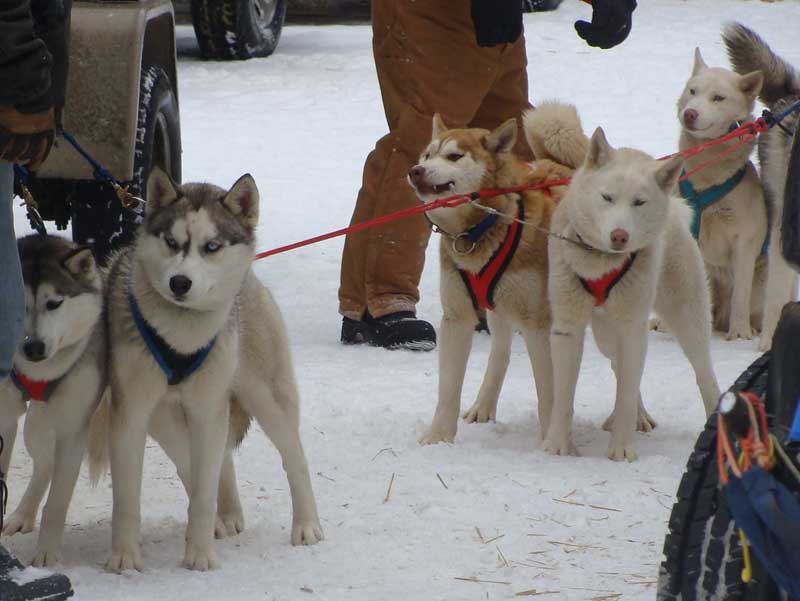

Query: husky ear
[692,47,707,76]
[584,127,613,169]
[738,70,764,98]
[654,155,685,193]
[432,113,448,139]
[61,246,97,282]
[484,118,518,154]
[146,167,179,212]
[222,174,259,228]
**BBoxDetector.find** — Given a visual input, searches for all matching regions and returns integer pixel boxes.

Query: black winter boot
[341,312,436,351]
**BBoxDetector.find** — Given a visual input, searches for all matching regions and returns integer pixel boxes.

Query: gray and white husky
[99,168,322,572]
[0,234,106,566]
[724,22,800,351]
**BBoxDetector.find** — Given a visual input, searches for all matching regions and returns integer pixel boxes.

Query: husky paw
[540,435,577,457]
[215,512,245,539]
[291,520,324,546]
[183,543,219,571]
[606,436,638,462]
[648,317,668,333]
[726,324,755,341]
[1,511,36,535]
[418,428,455,446]
[30,547,62,568]
[106,546,143,573]
[603,410,657,433]
[463,401,495,424]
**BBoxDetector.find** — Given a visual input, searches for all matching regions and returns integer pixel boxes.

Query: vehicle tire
[657,333,798,601]
[190,0,286,60]
[71,65,181,261]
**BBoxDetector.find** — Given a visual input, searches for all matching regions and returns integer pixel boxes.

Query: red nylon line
[252,180,565,261]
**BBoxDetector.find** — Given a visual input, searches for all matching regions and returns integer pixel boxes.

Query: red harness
[458,203,524,311]
[11,370,57,403]
[577,253,637,306]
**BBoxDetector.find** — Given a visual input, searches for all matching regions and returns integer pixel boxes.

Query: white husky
[0,234,106,566]
[542,128,721,461]
[676,48,768,340]
[101,169,322,572]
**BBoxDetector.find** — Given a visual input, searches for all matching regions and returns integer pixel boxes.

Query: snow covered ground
[7,1,800,599]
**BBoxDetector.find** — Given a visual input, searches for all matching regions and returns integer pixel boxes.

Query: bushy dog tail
[723,22,799,107]
[87,389,111,486]
[522,101,589,169]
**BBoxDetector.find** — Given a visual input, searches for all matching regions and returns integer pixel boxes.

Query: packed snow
[6,1,800,599]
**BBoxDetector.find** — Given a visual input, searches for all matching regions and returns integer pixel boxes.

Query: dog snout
[408,165,426,186]
[683,109,698,127]
[169,275,193,297]
[610,228,629,251]
[23,339,46,362]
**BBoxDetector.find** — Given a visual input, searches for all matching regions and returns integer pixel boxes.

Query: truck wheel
[190,0,286,60]
[71,65,181,260]
[657,343,796,601]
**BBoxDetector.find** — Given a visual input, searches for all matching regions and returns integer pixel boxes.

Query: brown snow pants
[338,0,533,320]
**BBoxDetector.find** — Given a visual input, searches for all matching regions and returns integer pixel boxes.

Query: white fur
[543,130,721,461]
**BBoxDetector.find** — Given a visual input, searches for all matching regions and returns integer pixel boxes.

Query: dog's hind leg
[3,408,53,536]
[464,311,512,424]
[234,378,323,546]
[760,243,798,351]
[592,315,656,433]
[30,427,88,567]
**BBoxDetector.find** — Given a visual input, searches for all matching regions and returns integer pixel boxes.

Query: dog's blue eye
[46,299,63,311]
[164,235,179,250]
[205,241,222,253]
[712,94,725,102]
[602,194,613,203]
[633,198,646,207]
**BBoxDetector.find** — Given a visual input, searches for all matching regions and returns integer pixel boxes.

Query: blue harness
[679,167,769,255]
[128,290,216,386]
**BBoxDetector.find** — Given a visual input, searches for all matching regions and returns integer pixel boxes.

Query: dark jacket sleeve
[0,0,70,113]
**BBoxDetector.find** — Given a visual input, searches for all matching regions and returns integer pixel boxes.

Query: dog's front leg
[606,319,648,462]
[183,396,229,571]
[0,395,22,478]
[541,323,584,456]
[519,322,554,440]
[727,238,760,340]
[31,429,88,567]
[107,386,161,573]
[419,315,474,445]
[464,311,512,424]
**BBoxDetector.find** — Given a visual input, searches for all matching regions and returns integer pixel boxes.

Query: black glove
[575,0,637,49]
[471,0,523,48]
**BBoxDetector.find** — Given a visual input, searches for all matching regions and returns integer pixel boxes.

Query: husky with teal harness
[677,48,768,341]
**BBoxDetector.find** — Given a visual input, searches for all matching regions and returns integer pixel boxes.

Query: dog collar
[427,210,500,256]
[458,199,524,311]
[10,370,61,403]
[128,288,216,386]
[578,252,638,307]
[679,166,768,255]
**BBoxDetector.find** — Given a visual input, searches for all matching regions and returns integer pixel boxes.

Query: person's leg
[338,1,506,347]
[470,34,534,162]
[0,162,24,380]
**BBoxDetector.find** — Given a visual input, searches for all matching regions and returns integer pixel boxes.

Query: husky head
[407,115,518,230]
[677,48,763,140]
[564,128,684,254]
[16,235,102,366]
[137,168,259,310]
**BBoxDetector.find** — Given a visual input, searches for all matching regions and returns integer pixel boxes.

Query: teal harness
[679,167,769,255]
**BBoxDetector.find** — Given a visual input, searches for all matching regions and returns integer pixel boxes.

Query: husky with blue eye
[0,234,106,567]
[98,168,323,573]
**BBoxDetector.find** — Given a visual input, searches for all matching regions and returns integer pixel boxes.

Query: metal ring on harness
[452,233,477,256]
